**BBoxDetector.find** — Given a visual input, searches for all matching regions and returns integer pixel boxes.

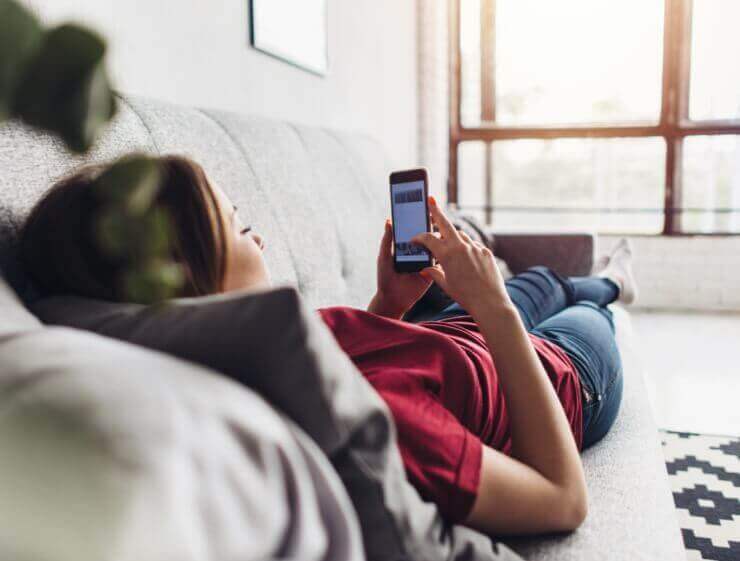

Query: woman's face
[210,183,271,293]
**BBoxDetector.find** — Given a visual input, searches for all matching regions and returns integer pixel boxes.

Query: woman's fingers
[410,231,444,257]
[459,230,473,244]
[428,196,459,240]
[458,230,488,252]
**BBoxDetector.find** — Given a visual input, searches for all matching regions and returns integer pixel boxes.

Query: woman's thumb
[420,266,446,288]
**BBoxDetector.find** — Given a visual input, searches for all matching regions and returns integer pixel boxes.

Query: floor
[632,310,740,436]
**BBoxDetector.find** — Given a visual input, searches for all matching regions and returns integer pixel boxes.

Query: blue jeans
[422,266,623,450]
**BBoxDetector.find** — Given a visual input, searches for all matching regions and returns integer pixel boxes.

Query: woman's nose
[251,232,265,250]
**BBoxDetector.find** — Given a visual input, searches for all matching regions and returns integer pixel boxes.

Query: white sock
[597,238,638,305]
[592,238,629,275]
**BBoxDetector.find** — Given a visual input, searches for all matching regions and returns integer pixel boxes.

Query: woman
[21,156,634,536]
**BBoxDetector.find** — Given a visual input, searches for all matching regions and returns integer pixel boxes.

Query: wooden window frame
[448,0,740,235]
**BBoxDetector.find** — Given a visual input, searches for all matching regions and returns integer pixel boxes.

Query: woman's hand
[368,219,432,320]
[411,197,510,317]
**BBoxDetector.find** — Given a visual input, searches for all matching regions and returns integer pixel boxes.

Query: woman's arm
[465,303,588,535]
[412,198,587,536]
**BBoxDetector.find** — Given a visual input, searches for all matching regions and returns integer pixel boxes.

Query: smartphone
[389,168,433,273]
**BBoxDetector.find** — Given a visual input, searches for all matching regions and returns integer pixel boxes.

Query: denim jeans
[420,266,623,450]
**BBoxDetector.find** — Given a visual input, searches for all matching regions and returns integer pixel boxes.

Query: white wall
[417,1,449,200]
[21,0,419,169]
[599,235,740,312]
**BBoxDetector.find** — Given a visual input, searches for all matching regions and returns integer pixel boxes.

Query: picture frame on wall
[249,0,328,76]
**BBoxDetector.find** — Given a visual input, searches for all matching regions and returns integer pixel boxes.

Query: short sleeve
[372,373,483,523]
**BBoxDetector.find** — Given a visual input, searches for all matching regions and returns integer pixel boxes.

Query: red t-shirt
[319,307,583,523]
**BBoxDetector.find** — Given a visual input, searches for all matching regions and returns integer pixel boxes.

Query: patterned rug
[661,430,740,561]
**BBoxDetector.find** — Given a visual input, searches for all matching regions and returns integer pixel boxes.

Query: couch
[0,94,683,560]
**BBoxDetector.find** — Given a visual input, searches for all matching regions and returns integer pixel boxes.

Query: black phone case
[389,168,432,273]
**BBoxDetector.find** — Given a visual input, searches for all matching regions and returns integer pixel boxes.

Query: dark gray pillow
[0,285,362,561]
[33,287,360,456]
[32,287,522,561]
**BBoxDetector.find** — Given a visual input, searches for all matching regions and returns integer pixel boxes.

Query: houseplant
[0,0,182,302]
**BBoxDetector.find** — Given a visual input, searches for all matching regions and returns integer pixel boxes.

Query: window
[450,0,740,234]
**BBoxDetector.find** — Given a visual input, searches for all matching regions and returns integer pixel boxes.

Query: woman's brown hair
[20,155,228,302]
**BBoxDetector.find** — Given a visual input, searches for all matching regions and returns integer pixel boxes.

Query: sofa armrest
[485,232,595,277]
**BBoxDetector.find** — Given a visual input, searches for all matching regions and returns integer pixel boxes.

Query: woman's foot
[592,238,630,274]
[592,238,627,274]
[597,238,638,305]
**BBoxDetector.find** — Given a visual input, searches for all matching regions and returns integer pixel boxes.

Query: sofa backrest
[0,95,389,309]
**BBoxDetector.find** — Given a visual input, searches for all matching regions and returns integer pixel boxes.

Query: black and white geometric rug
[661,430,740,561]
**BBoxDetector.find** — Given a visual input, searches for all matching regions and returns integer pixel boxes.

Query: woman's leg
[424,266,620,328]
[504,267,618,329]
[529,301,623,449]
[568,276,620,307]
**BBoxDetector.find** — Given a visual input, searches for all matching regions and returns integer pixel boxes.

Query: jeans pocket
[583,384,605,403]
[581,382,603,436]
[582,384,593,404]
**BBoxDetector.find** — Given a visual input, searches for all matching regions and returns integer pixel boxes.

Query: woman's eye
[240,226,252,236]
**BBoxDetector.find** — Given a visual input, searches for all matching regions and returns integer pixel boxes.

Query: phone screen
[390,179,430,265]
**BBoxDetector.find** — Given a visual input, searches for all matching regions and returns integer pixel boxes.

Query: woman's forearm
[472,299,586,496]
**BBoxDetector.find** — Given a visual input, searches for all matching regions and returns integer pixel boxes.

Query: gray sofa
[0,95,683,560]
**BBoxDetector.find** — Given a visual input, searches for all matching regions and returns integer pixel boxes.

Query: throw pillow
[0,281,362,561]
[32,287,522,561]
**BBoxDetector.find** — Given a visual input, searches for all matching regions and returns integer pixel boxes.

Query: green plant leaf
[92,154,184,302]
[12,23,117,153]
[122,260,184,304]
[94,154,162,214]
[0,0,43,120]
[141,207,174,257]
[95,207,138,258]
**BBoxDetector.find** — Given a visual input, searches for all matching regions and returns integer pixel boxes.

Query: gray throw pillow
[32,287,522,561]
[34,287,358,456]
[0,282,362,561]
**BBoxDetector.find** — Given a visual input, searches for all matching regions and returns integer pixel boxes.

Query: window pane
[689,1,740,121]
[681,136,740,233]
[457,141,487,224]
[488,138,665,233]
[460,0,482,127]
[460,0,664,127]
